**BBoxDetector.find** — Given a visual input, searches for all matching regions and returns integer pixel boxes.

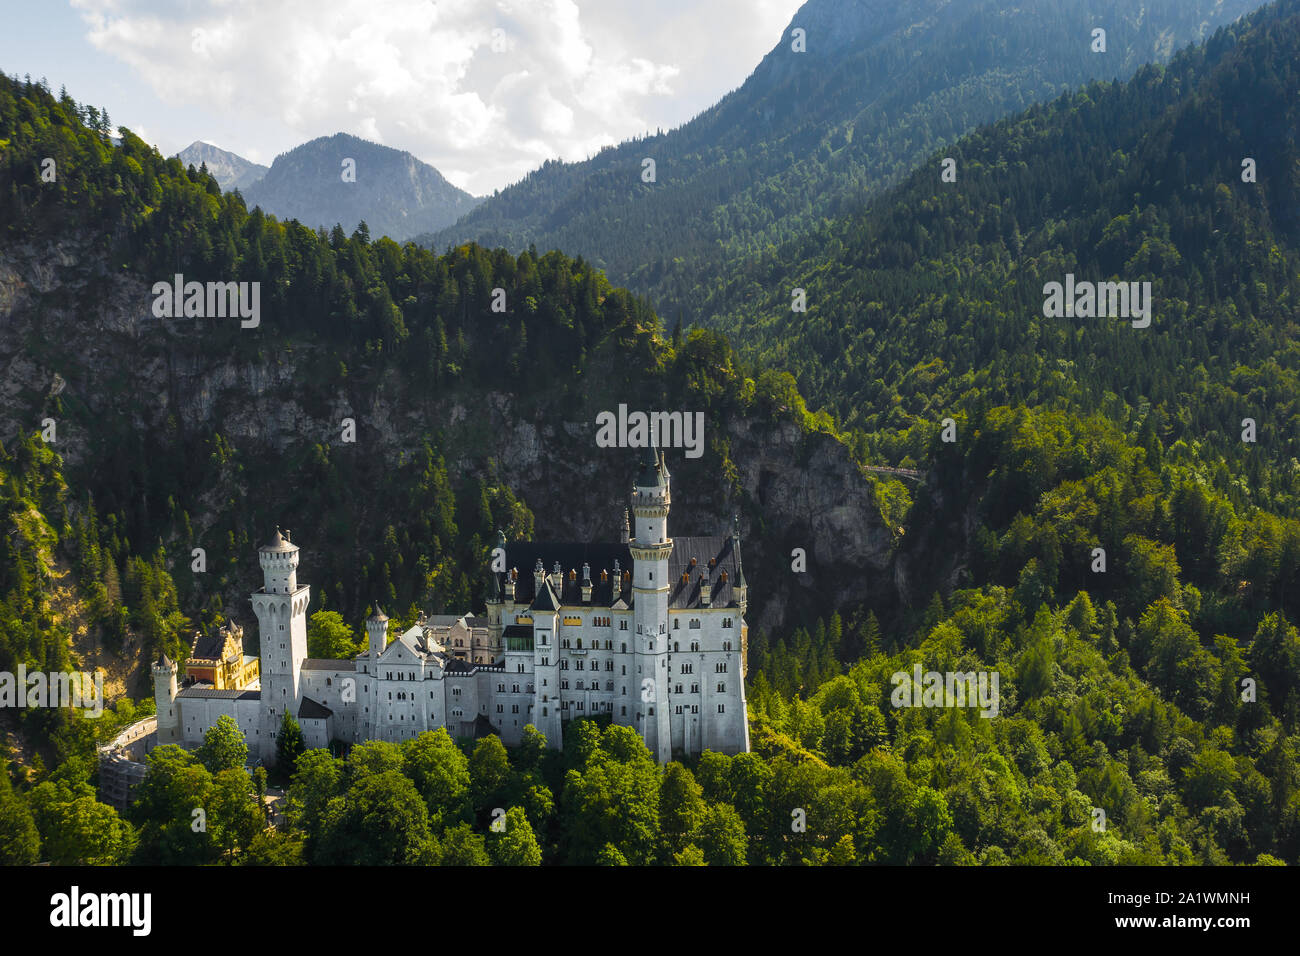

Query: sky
[0,0,806,195]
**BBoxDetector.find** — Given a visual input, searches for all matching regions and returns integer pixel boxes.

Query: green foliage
[307,610,361,660]
[198,714,248,774]
[276,712,305,780]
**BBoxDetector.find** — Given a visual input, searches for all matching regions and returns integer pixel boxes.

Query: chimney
[700,571,711,607]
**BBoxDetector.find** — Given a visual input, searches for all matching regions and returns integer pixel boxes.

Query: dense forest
[3,1,1300,866]
[0,63,844,649]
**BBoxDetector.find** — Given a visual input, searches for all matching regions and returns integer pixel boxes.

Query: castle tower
[365,605,389,739]
[531,576,563,749]
[252,528,310,763]
[152,653,180,745]
[367,604,389,660]
[631,444,673,763]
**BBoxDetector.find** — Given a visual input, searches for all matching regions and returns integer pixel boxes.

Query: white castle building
[148,447,750,767]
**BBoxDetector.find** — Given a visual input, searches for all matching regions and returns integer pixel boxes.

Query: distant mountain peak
[174,141,268,192]
[242,132,480,241]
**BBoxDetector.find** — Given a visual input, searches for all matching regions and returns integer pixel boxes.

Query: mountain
[423,0,1263,321]
[175,140,268,192]
[242,132,482,242]
[701,0,1300,629]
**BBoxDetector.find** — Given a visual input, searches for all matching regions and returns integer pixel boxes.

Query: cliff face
[0,237,901,639]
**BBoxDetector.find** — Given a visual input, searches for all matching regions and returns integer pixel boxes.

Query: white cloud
[69,0,804,194]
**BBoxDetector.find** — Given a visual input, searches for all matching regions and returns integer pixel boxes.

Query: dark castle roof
[668,535,743,609]
[176,687,261,701]
[492,535,743,610]
[298,697,333,720]
[496,542,634,607]
[301,659,356,671]
[189,629,231,662]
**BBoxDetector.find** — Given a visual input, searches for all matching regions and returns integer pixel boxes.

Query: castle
[145,446,750,769]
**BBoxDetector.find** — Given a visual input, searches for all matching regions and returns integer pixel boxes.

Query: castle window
[674,684,682,694]
[512,684,519,693]
[718,704,725,713]
[675,705,683,715]
[326,678,332,686]
[575,660,584,671]
[621,665,626,675]
[606,660,613,671]
[453,687,461,696]
[673,619,679,630]
[621,706,626,716]
[542,708,548,717]
[620,622,627,631]
[576,638,582,649]
[682,663,692,674]
[497,705,503,713]
[673,642,679,652]
[562,680,569,690]
[717,683,725,693]
[691,642,699,652]
[724,641,732,651]
[512,704,519,714]
[691,684,698,694]
[561,660,568,670]
[498,683,505,693]
[692,705,699,714]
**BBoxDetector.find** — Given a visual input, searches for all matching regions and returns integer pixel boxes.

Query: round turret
[366,604,389,659]
[258,527,300,594]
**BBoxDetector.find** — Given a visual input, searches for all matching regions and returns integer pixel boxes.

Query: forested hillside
[0,66,881,760]
[425,0,1261,323]
[3,2,1300,868]
[697,0,1300,622]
